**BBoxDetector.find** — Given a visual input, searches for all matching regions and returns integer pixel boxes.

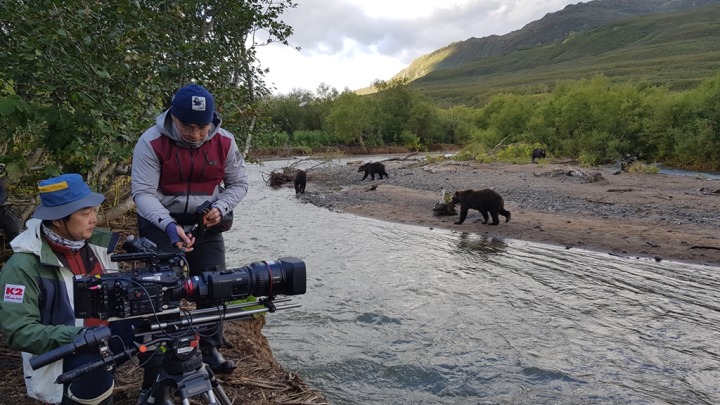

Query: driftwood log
[432,202,457,216]
[266,166,299,188]
[534,167,605,183]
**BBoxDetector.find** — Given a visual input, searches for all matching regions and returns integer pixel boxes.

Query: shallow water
[223,160,720,404]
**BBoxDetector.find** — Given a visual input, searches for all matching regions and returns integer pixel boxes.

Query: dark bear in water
[294,170,307,194]
[358,162,388,180]
[531,148,546,163]
[450,189,511,225]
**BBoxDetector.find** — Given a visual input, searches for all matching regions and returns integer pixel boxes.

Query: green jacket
[0,218,118,403]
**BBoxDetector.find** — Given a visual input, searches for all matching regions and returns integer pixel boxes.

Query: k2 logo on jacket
[4,284,26,303]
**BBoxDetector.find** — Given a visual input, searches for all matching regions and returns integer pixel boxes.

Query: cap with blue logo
[32,173,105,220]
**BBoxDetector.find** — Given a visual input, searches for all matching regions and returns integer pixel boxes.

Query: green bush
[494,142,546,163]
[453,142,488,161]
[400,129,422,152]
[292,130,337,148]
[578,151,600,167]
[626,162,659,174]
[253,131,290,149]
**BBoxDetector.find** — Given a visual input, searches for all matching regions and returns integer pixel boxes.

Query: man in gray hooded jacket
[131,84,249,376]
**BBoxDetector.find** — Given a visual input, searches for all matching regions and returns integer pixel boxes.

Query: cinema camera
[73,235,307,320]
[30,237,306,404]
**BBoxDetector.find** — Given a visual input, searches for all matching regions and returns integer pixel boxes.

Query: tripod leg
[138,383,174,405]
[211,384,232,405]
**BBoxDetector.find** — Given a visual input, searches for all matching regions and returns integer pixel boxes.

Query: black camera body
[73,236,306,320]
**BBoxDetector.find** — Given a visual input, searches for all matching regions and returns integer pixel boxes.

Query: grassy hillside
[410,4,720,106]
[396,0,720,83]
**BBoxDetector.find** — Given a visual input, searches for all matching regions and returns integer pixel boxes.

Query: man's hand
[165,223,196,252]
[204,207,223,227]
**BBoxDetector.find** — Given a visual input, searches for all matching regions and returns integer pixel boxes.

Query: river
[222,159,720,404]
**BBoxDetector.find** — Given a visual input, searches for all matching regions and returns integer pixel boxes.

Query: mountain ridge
[391,0,720,85]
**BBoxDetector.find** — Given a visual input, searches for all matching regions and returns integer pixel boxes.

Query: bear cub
[294,169,307,194]
[450,189,511,225]
[358,162,388,180]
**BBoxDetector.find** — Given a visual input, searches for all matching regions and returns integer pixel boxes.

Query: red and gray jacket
[131,110,248,231]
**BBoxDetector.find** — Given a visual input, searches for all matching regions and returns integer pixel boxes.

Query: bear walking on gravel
[358,162,388,180]
[450,189,511,225]
[294,169,307,194]
[531,148,546,163]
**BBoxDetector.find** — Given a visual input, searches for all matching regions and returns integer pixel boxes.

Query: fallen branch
[689,245,720,251]
[534,167,605,183]
[585,199,614,205]
[699,187,720,195]
[381,152,419,162]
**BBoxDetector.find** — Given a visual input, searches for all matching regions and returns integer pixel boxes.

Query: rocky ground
[298,155,720,266]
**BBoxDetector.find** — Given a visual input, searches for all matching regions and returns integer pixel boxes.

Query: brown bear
[450,189,511,225]
[294,169,307,194]
[358,162,388,180]
[531,148,546,163]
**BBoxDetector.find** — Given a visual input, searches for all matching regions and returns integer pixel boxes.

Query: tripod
[138,334,231,405]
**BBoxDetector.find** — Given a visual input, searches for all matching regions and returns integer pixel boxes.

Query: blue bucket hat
[170,84,215,125]
[32,173,105,220]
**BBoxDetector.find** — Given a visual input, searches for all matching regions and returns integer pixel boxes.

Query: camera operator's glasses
[176,120,212,135]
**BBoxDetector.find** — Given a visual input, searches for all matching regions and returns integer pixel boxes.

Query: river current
[222,159,720,404]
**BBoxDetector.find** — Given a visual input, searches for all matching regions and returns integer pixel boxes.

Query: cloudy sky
[255,0,581,94]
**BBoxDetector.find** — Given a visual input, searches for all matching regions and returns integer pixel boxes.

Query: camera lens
[185,257,306,303]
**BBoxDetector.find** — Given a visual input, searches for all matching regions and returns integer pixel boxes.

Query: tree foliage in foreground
[0,0,296,217]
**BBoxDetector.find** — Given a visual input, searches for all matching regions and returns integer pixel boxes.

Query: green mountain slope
[396,0,720,82]
[409,4,720,105]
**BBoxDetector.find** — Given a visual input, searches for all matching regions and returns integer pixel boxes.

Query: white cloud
[256,0,580,94]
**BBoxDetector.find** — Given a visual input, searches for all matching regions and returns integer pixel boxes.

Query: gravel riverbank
[294,156,720,266]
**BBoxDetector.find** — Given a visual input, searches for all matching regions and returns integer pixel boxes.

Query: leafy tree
[476,93,538,146]
[664,74,720,170]
[324,91,375,146]
[372,78,419,144]
[436,105,480,145]
[0,0,296,219]
[407,101,441,145]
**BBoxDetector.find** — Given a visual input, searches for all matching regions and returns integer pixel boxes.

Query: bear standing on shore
[294,169,307,194]
[358,162,389,180]
[531,148,546,163]
[450,189,511,225]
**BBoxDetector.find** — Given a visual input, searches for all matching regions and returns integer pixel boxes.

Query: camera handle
[30,326,112,371]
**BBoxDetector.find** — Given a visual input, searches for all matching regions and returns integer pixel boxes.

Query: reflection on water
[224,160,720,405]
[456,233,508,256]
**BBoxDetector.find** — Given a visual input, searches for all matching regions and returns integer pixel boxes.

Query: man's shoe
[201,347,236,374]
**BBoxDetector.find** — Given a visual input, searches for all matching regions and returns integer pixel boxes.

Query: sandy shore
[298,156,720,266]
